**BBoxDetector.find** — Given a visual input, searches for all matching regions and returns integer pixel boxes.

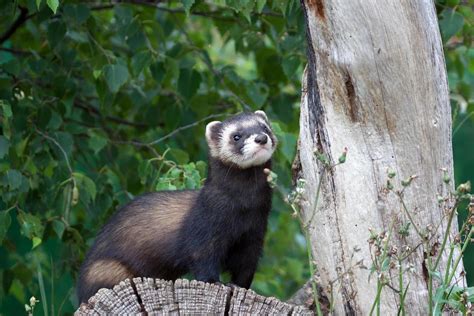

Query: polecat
[77,111,277,303]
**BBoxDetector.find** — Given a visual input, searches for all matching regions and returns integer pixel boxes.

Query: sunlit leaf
[32,237,42,249]
[182,0,195,15]
[47,0,59,13]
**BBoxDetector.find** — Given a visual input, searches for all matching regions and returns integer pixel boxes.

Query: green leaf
[0,100,12,118]
[32,237,42,249]
[54,131,74,156]
[17,210,44,240]
[47,111,63,130]
[429,270,443,281]
[131,51,152,76]
[256,0,266,13]
[103,64,129,93]
[3,59,20,76]
[36,0,42,9]
[178,69,201,99]
[226,0,254,22]
[0,209,12,244]
[150,62,166,84]
[47,20,67,48]
[126,27,147,52]
[0,136,10,159]
[273,123,297,163]
[93,69,102,79]
[381,257,390,271]
[195,161,207,178]
[182,0,195,15]
[64,4,90,24]
[282,55,300,79]
[440,9,464,42]
[81,175,97,202]
[156,180,177,191]
[68,31,88,43]
[169,148,190,164]
[105,168,122,193]
[47,0,59,13]
[246,82,269,108]
[52,220,65,238]
[6,170,24,190]
[88,134,108,154]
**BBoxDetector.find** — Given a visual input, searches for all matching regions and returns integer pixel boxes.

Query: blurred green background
[0,0,472,314]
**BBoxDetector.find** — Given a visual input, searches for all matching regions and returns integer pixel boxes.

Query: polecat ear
[254,110,268,121]
[205,121,222,145]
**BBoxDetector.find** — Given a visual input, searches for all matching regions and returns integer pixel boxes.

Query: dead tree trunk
[297,0,465,314]
[75,278,312,315]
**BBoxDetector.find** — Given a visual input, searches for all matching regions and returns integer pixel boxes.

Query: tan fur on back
[113,191,198,251]
[85,259,133,286]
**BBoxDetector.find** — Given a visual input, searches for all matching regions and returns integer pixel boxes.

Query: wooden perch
[75,278,313,315]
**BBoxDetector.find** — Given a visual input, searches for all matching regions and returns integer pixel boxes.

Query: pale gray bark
[297,0,464,314]
[75,278,312,315]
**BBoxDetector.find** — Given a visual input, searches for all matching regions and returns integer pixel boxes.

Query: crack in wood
[301,0,325,143]
[301,1,362,313]
[130,278,146,314]
[343,70,359,123]
[306,0,326,20]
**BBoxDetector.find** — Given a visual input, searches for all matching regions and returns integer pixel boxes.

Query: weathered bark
[75,278,312,315]
[297,0,464,314]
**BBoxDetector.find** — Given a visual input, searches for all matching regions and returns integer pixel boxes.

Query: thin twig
[0,47,31,55]
[35,128,74,176]
[74,99,149,128]
[397,192,425,240]
[112,113,225,159]
[304,168,326,229]
[148,114,224,145]
[433,200,459,270]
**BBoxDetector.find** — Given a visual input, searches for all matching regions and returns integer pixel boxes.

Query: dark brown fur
[77,112,275,303]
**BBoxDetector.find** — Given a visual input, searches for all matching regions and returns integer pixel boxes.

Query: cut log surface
[75,278,313,315]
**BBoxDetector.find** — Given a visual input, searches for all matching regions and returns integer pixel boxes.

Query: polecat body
[77,111,277,303]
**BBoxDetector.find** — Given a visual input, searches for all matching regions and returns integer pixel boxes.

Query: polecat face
[206,111,277,169]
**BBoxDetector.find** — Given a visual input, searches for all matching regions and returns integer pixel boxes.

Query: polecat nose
[255,134,268,144]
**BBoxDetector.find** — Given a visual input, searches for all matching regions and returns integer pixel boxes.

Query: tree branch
[0,47,31,55]
[88,0,281,21]
[148,113,224,146]
[73,99,149,128]
[114,113,225,149]
[0,7,35,45]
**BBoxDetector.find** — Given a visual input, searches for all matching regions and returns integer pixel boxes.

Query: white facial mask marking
[238,133,274,168]
[208,117,276,169]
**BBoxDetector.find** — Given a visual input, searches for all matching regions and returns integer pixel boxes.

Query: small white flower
[14,89,25,100]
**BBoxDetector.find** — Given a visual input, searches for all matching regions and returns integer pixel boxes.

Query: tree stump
[75,278,313,315]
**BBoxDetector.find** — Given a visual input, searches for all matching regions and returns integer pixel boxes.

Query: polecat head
[206,111,277,169]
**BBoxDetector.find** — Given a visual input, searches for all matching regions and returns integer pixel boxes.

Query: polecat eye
[233,134,241,141]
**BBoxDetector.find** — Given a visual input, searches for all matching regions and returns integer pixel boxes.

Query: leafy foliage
[436,0,474,287]
[0,0,306,314]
